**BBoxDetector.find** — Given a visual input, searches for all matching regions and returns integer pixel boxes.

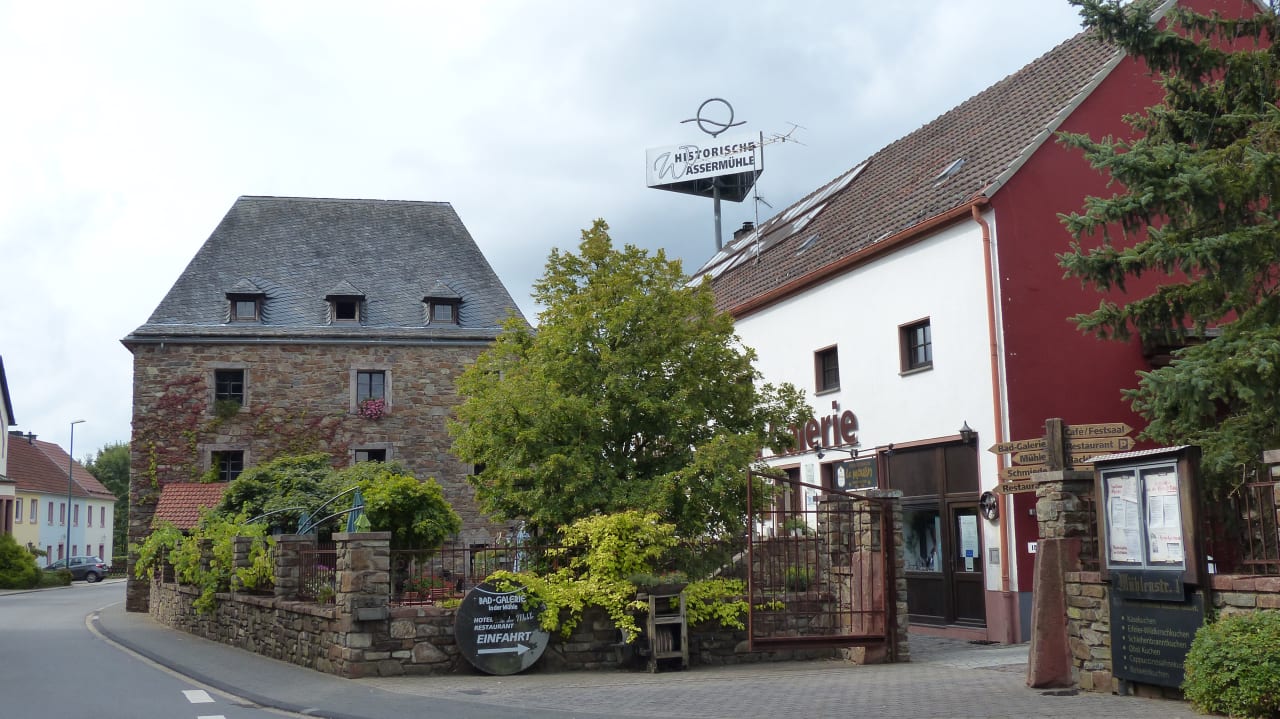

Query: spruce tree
[1060,0,1280,491]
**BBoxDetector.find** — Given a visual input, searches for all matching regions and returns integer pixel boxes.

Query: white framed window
[14,498,22,524]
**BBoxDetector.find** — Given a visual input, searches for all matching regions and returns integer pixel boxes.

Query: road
[4,580,1206,719]
[0,580,278,719]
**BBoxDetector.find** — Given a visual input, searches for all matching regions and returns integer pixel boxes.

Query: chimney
[733,221,755,241]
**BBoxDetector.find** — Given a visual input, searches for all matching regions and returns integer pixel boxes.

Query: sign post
[454,581,550,676]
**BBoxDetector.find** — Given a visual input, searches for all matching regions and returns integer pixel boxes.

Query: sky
[0,0,1089,461]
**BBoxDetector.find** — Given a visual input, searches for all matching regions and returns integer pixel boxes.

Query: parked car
[45,556,110,583]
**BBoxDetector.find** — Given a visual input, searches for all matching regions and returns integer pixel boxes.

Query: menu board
[1106,471,1142,565]
[1143,469,1183,566]
[1102,462,1186,572]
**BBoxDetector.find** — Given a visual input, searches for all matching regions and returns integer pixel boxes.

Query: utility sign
[454,582,549,675]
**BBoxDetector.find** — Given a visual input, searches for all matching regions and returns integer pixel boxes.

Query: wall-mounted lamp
[815,445,858,460]
[959,421,977,444]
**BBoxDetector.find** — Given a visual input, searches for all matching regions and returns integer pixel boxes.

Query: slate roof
[124,197,526,344]
[153,482,230,530]
[7,433,115,499]
[693,27,1122,312]
[0,355,14,427]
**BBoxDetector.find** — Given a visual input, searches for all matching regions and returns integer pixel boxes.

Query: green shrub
[0,534,40,589]
[39,570,71,587]
[1183,610,1280,718]
[784,566,813,591]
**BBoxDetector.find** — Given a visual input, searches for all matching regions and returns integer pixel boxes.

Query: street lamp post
[66,419,85,565]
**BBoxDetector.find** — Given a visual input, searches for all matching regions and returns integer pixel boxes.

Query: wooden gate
[746,470,897,658]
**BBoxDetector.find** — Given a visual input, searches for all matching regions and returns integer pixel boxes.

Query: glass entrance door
[949,503,985,626]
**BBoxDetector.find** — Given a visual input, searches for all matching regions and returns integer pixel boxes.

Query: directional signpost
[989,420,1135,494]
[454,581,550,675]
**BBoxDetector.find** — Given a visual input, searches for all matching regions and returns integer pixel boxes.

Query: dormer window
[225,279,266,324]
[423,280,461,326]
[325,280,366,325]
[231,298,260,322]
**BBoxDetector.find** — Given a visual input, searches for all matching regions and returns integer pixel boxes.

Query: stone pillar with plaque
[1092,446,1206,689]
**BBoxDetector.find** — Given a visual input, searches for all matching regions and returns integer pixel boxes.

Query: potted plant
[783,517,814,537]
[784,566,813,592]
[629,570,689,596]
[358,397,386,420]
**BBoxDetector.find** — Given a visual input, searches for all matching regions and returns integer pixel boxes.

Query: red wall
[990,0,1261,588]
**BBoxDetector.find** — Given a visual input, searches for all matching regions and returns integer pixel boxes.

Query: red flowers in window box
[358,398,386,420]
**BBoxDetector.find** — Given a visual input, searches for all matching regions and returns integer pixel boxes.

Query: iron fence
[1205,479,1280,575]
[297,541,337,603]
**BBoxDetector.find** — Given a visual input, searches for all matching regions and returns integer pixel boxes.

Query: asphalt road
[4,580,1208,719]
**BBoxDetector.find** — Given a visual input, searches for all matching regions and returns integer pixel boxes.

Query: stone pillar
[1030,470,1100,688]
[334,531,392,678]
[823,489,907,664]
[274,534,316,600]
[230,535,254,591]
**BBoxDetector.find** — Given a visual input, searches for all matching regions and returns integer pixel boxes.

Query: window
[214,369,245,405]
[98,544,104,561]
[87,504,92,527]
[59,502,66,526]
[333,299,360,322]
[47,502,53,525]
[212,450,245,482]
[355,448,387,463]
[814,346,840,393]
[900,319,933,372]
[231,299,260,321]
[356,370,386,402]
[428,300,459,325]
[74,504,80,527]
[14,498,21,523]
[100,507,105,528]
[57,544,63,561]
[30,500,37,524]
[72,546,78,558]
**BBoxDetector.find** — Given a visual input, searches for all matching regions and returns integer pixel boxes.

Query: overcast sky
[0,1,1088,460]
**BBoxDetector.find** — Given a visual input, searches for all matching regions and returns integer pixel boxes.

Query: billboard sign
[645,134,762,202]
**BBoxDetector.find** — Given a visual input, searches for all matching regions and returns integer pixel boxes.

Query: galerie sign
[454,582,549,675]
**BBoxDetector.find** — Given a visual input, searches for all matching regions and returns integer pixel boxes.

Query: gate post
[824,489,907,664]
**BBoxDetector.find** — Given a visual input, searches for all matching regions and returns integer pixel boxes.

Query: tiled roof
[695,28,1121,312]
[124,197,526,344]
[7,433,115,499]
[153,482,230,530]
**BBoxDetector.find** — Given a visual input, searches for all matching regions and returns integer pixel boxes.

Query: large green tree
[1059,0,1280,491]
[449,219,809,538]
[84,441,130,558]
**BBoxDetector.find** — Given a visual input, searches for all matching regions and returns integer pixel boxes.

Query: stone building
[121,196,526,611]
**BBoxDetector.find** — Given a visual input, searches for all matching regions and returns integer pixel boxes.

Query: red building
[696,0,1261,641]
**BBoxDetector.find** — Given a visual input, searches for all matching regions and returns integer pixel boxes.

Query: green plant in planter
[213,398,242,420]
[782,517,814,536]
[784,566,813,592]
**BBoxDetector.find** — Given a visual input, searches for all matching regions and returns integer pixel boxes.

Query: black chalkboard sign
[454,581,550,675]
[1110,589,1205,688]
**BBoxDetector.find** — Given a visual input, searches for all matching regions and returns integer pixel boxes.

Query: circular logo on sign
[680,98,745,138]
[454,581,549,675]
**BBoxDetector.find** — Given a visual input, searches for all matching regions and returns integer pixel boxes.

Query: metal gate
[746,470,897,657]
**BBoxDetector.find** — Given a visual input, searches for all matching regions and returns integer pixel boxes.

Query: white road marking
[183,689,216,703]
[197,716,227,719]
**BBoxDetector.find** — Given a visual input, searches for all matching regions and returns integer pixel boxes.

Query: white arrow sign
[478,643,532,656]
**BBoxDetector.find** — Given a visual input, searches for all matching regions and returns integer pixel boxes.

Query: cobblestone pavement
[357,635,1205,719]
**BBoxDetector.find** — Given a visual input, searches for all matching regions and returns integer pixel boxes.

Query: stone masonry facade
[127,340,499,611]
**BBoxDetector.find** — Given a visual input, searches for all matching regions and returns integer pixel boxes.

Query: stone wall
[1035,473,1280,696]
[148,530,897,678]
[127,340,498,612]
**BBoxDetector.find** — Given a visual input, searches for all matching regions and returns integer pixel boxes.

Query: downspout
[971,203,1015,643]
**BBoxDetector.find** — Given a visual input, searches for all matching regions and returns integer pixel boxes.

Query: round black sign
[454,581,549,675]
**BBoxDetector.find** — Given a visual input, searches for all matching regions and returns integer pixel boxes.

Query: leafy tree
[344,464,461,550]
[85,441,130,556]
[1058,0,1280,491]
[216,453,343,534]
[450,219,809,537]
